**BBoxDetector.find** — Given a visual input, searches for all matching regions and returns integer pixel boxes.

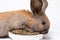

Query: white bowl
[0,38,11,40]
[9,32,43,40]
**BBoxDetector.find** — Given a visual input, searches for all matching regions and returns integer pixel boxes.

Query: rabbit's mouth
[33,30,48,34]
[33,27,49,34]
[39,30,48,34]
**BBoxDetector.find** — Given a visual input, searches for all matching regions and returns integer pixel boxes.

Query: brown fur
[0,10,46,37]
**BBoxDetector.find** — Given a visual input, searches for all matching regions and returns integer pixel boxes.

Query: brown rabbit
[0,10,47,38]
[30,0,50,34]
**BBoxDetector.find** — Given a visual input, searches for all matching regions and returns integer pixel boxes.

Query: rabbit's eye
[41,20,46,25]
[42,21,46,25]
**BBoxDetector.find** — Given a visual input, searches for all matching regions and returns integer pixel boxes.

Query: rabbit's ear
[42,0,48,12]
[30,0,43,15]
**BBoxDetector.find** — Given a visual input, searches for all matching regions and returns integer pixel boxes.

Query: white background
[0,0,60,40]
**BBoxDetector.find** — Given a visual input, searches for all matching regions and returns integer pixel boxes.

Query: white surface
[0,0,60,40]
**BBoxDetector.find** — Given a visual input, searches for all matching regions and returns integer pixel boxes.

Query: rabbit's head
[30,12,50,34]
[30,0,50,34]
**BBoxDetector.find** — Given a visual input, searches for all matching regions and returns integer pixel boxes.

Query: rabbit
[0,10,47,38]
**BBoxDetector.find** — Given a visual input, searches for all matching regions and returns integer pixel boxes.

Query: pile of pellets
[11,29,40,35]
